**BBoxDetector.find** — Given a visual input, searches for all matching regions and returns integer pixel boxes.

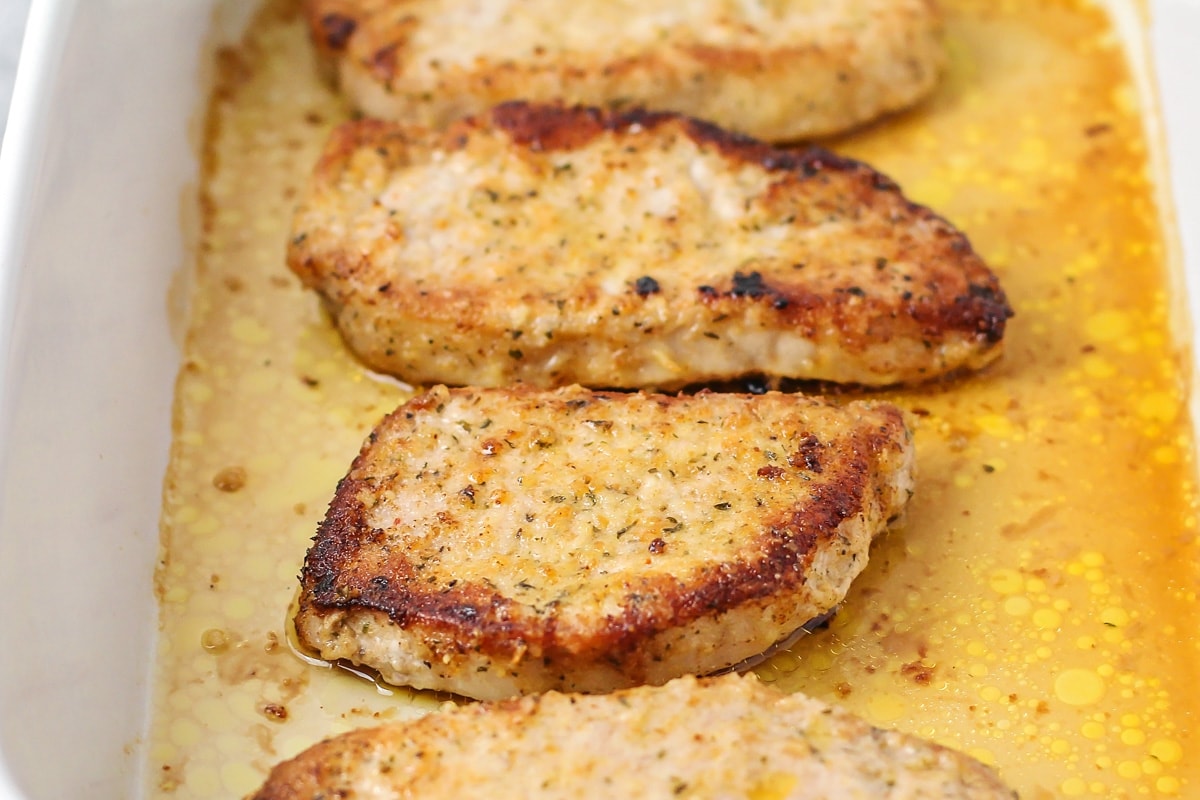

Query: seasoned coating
[249,673,1015,799]
[289,104,1012,390]
[303,0,946,142]
[295,385,915,700]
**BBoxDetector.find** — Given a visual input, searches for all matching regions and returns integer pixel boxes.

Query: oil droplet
[977,413,1014,438]
[769,652,800,674]
[804,650,834,672]
[1156,776,1181,795]
[173,505,200,524]
[1056,669,1106,705]
[990,569,1024,595]
[220,762,262,795]
[187,764,222,798]
[1033,608,1062,629]
[1154,445,1180,464]
[1137,392,1178,424]
[1085,309,1130,341]
[1061,776,1089,796]
[169,718,203,748]
[1149,740,1183,764]
[200,629,229,653]
[866,693,906,723]
[1082,354,1116,378]
[1004,596,1033,616]
[1082,721,1106,740]
[150,741,176,762]
[212,466,247,492]
[1118,761,1142,779]
[1122,728,1147,746]
[223,596,255,621]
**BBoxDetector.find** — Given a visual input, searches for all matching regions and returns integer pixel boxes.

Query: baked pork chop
[304,0,946,142]
[289,104,1012,390]
[250,674,1015,799]
[295,385,915,700]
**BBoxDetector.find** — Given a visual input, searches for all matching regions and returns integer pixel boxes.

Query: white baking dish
[0,1,1196,798]
[0,2,250,797]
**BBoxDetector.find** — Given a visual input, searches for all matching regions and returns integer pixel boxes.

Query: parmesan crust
[289,104,1011,390]
[304,0,947,142]
[249,674,1015,799]
[295,386,915,700]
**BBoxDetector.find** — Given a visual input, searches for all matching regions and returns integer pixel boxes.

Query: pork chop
[249,673,1015,799]
[294,385,915,700]
[304,0,946,142]
[288,104,1012,390]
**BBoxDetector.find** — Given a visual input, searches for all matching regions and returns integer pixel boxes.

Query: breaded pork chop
[304,0,946,142]
[289,104,1012,390]
[250,674,1015,800]
[295,385,915,700]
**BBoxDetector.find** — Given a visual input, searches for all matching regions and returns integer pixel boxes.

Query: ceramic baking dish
[0,1,1196,798]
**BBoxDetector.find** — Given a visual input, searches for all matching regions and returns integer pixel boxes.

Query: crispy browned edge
[296,388,911,665]
[470,102,1010,350]
[304,0,363,62]
[290,102,1013,356]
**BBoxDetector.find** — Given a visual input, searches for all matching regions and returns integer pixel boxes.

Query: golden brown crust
[295,386,915,699]
[289,104,1011,389]
[301,0,947,142]
[249,674,1017,799]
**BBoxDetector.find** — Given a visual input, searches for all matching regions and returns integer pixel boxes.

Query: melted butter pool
[146,2,1200,797]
